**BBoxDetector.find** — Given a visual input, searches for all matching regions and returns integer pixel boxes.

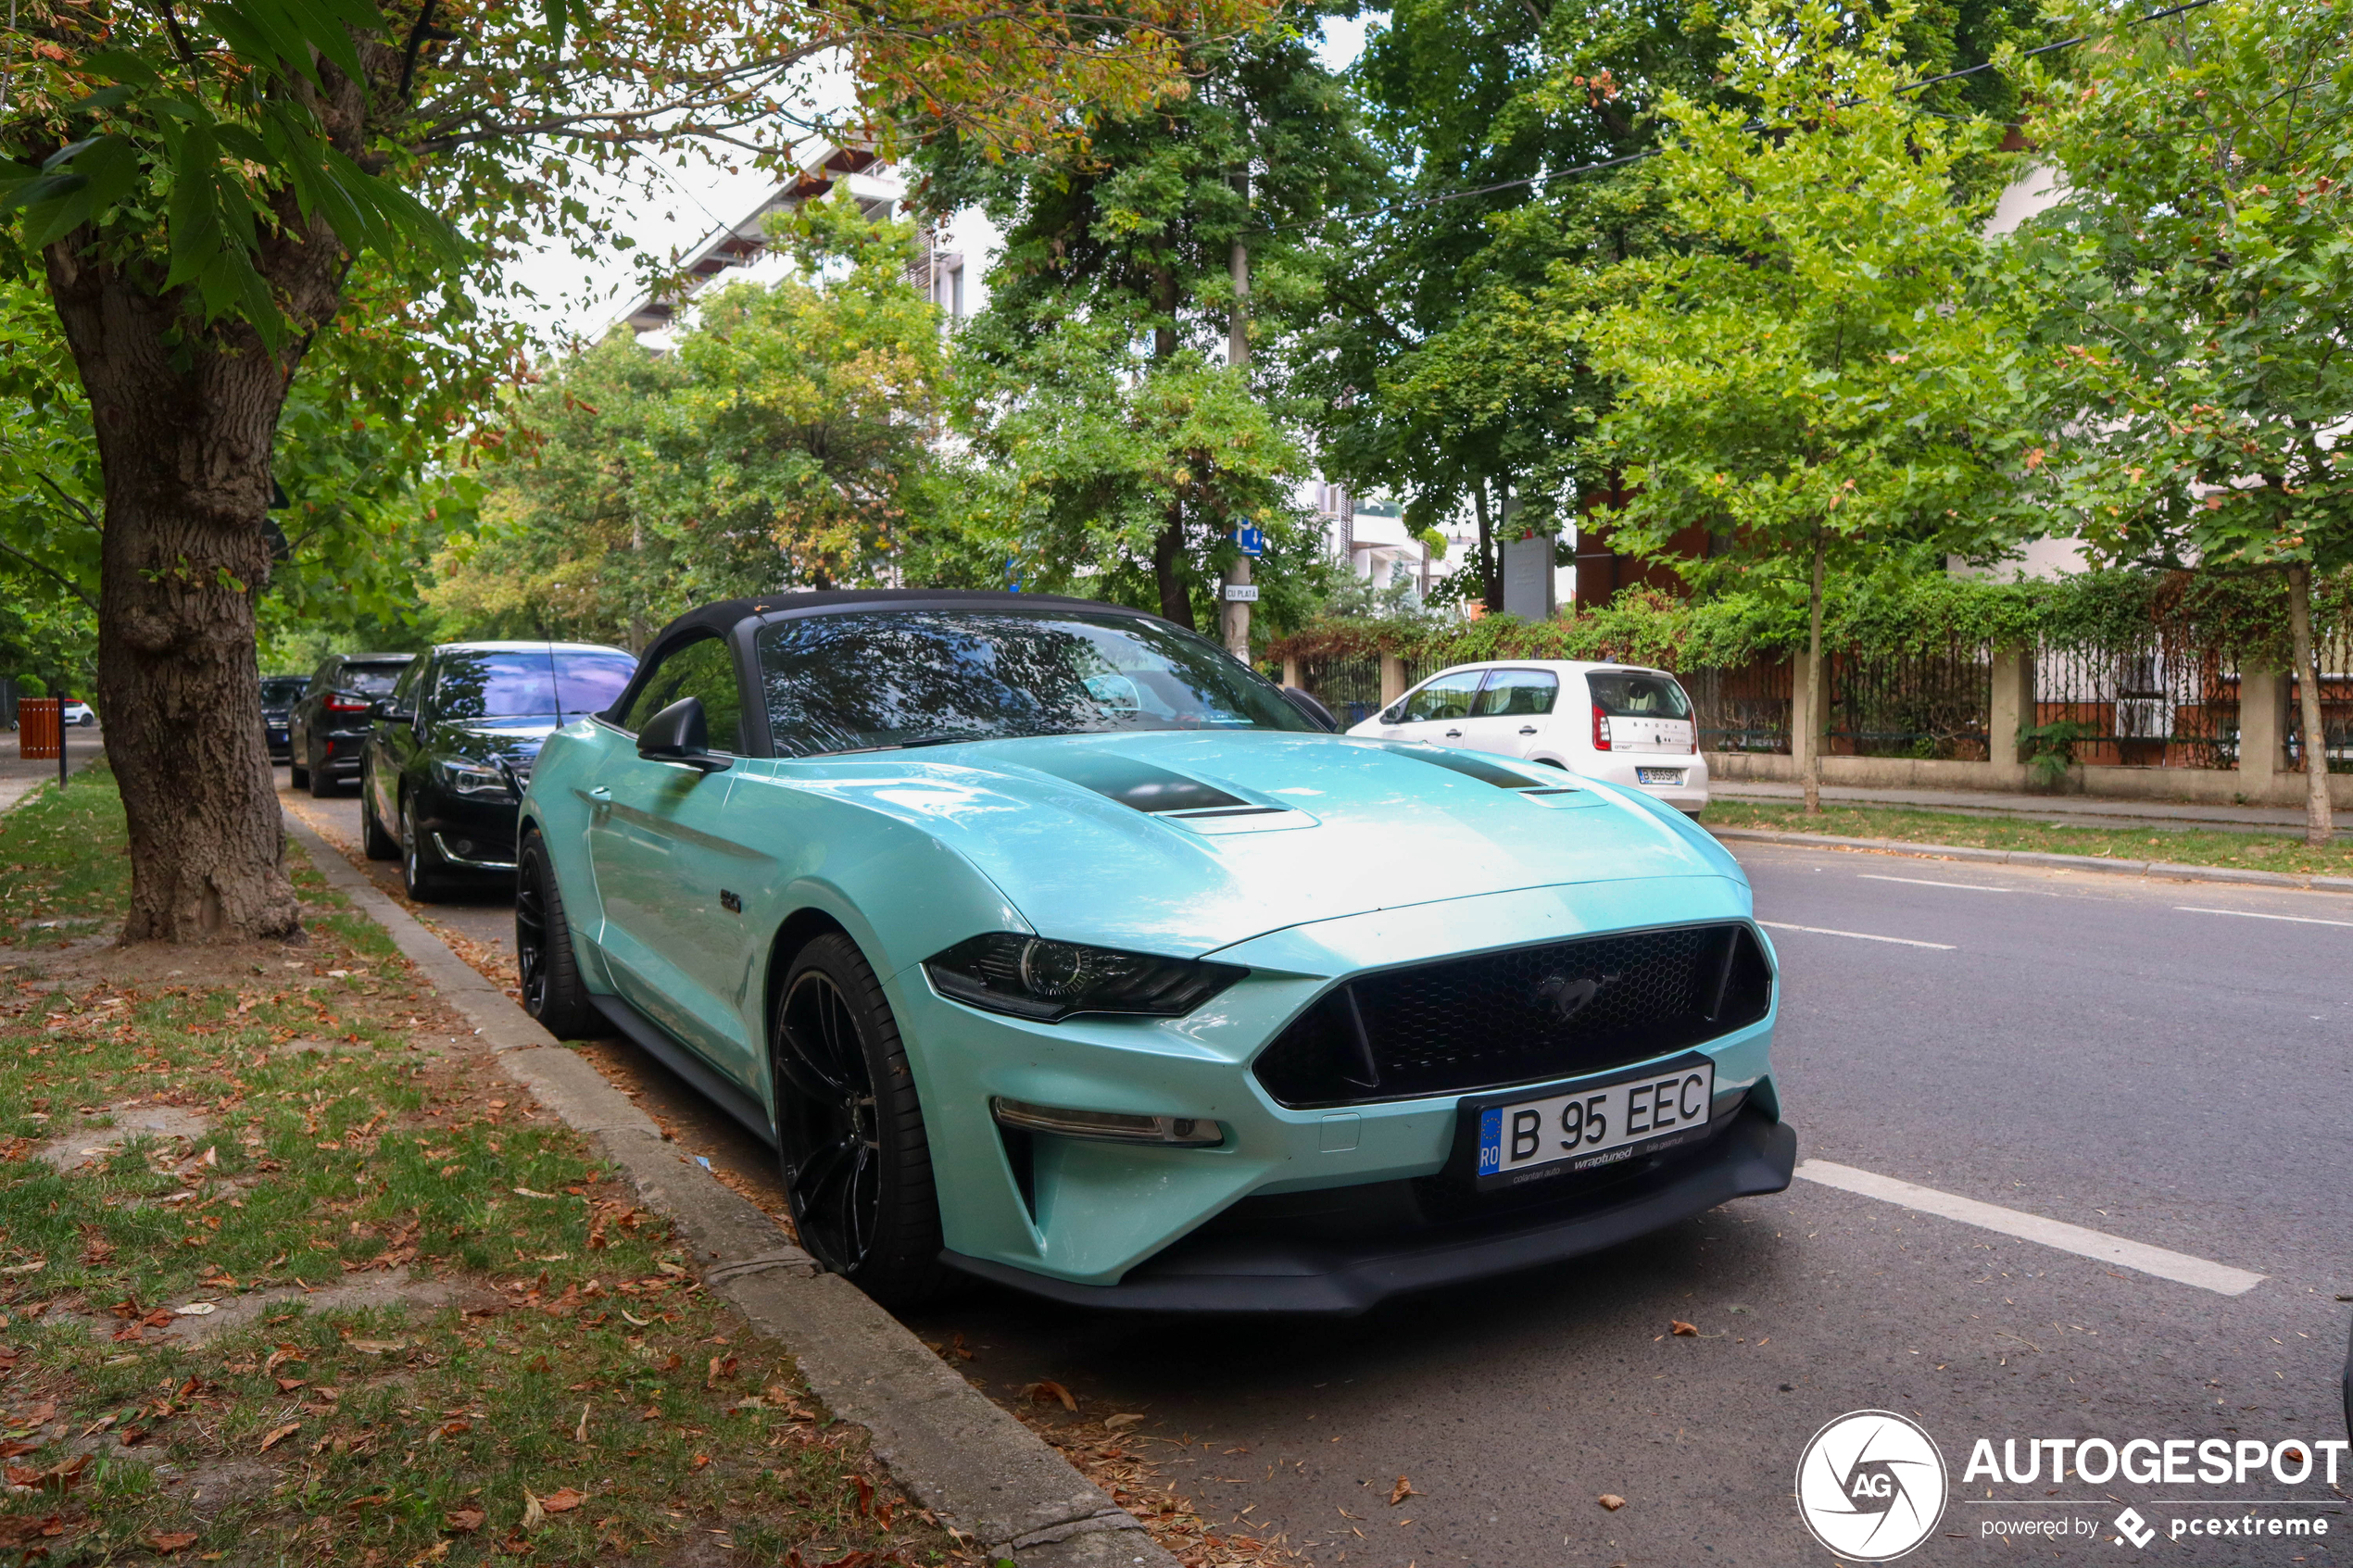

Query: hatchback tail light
[1592,711,1612,751]
[324,696,371,715]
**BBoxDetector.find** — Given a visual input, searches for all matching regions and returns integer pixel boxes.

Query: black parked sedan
[290,653,416,797]
[360,641,636,900]
[260,675,308,762]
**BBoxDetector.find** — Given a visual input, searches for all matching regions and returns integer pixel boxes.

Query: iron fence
[1682,662,1793,755]
[1825,641,1994,760]
[2284,624,2353,773]
[2033,635,2238,769]
[1302,655,1385,730]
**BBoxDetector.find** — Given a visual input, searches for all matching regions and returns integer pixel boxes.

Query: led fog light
[990,1098,1224,1147]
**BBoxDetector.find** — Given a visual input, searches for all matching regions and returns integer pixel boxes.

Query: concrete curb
[1708,824,2353,895]
[281,811,1171,1568]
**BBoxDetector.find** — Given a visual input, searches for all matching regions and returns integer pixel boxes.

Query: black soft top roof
[642,589,1172,652]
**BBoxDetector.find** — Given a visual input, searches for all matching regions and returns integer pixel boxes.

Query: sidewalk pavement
[0,730,101,814]
[1710,778,2339,837]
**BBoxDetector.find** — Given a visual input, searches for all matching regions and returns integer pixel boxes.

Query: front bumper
[890,876,1780,1300]
[416,788,522,872]
[945,1103,1793,1313]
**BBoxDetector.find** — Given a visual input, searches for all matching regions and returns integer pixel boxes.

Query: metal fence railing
[1683,662,1793,755]
[1302,655,1386,730]
[1824,641,1994,760]
[2033,636,2239,769]
[2284,624,2353,772]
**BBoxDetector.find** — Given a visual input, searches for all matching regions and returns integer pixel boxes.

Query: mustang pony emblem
[1535,972,1622,1023]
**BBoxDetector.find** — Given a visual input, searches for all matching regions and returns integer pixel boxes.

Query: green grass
[0,770,129,947]
[1699,798,2353,878]
[0,775,967,1566]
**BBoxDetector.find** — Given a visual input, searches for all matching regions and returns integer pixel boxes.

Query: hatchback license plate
[1636,767,1684,785]
[1471,1056,1715,1189]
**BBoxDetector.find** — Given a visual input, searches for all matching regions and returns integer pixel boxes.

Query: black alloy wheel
[307,741,337,797]
[400,796,450,902]
[771,934,945,1305]
[516,833,597,1037]
[360,771,398,860]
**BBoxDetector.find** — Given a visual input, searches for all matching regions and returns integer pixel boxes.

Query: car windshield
[1586,671,1692,720]
[756,608,1315,758]
[435,648,638,721]
[343,663,409,696]
[259,678,307,707]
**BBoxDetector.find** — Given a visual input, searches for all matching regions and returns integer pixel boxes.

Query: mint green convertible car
[516,591,1794,1311]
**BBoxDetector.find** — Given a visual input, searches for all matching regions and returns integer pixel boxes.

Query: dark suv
[260,676,308,762]
[290,653,415,797]
[360,641,635,900]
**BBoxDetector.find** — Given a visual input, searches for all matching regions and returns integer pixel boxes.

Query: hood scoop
[1021,751,1252,814]
[1369,743,1587,794]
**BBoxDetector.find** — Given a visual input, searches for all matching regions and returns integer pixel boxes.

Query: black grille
[1252,922,1772,1109]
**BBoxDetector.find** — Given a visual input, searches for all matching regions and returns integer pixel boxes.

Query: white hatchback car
[1346,659,1708,814]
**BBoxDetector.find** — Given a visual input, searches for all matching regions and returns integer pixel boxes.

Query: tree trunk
[1488,476,1510,615]
[44,266,308,942]
[2286,562,2334,847]
[1804,528,1826,816]
[1153,505,1194,630]
[1471,482,1496,611]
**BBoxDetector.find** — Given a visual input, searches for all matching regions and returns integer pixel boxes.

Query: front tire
[516,832,598,1039]
[400,796,452,902]
[360,775,398,861]
[772,933,946,1306]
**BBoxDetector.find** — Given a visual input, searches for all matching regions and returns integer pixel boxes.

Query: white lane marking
[1857,873,2011,892]
[2175,905,2353,929]
[1757,921,1956,950]
[1795,1160,2265,1297]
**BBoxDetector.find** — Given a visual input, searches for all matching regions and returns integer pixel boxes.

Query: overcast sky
[495,13,1378,346]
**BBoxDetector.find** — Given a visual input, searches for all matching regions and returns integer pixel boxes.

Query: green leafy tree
[1579,0,2033,811]
[0,0,1266,941]
[2014,0,2353,843]
[438,197,953,644]
[1326,0,2037,608]
[920,1,1378,632]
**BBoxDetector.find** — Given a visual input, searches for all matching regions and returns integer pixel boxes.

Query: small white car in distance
[1346,659,1708,814]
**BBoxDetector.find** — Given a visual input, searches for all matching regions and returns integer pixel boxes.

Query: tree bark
[1804,527,1826,816]
[1153,504,1194,630]
[2286,562,2334,847]
[1471,482,1496,612]
[39,70,359,943]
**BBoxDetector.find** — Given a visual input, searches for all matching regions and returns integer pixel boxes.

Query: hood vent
[1021,752,1252,814]
[1373,743,1580,794]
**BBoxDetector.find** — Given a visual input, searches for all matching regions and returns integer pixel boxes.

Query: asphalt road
[280,770,2353,1564]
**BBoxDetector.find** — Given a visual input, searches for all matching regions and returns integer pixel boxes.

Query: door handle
[1518,726,1539,735]
[589,786,611,799]
[1443,729,1462,738]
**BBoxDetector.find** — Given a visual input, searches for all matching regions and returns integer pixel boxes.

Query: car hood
[773,730,1744,958]
[434,718,561,763]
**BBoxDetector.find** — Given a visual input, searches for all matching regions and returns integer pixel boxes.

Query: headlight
[924,934,1244,1022]
[991,1098,1223,1146]
[438,759,515,799]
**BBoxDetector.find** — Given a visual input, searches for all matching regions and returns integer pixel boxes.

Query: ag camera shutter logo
[1795,1411,1949,1561]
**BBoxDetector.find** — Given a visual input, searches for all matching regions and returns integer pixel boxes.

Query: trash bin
[18,697,60,760]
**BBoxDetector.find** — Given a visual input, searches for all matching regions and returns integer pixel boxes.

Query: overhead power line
[1255,0,2228,236]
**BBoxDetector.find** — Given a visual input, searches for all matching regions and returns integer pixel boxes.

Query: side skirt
[589,993,777,1149]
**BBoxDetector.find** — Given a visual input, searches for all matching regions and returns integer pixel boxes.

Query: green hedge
[1269,569,2350,671]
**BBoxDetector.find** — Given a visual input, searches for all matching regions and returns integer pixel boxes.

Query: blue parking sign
[1233,525,1265,557]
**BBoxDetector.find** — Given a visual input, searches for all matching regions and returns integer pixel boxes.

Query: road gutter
[1709,824,2353,895]
[281,809,1171,1568]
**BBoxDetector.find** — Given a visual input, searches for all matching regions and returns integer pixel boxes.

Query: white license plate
[1636,767,1685,785]
[1473,1057,1715,1188]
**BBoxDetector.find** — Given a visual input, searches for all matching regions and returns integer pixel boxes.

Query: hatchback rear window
[342,662,410,696]
[1585,671,1692,720]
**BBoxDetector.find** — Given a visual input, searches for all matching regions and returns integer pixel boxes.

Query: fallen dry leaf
[1670,1321,1698,1336]
[1390,1476,1419,1506]
[1598,1494,1627,1512]
[519,1492,546,1532]
[1026,1379,1077,1411]
[258,1422,300,1452]
[142,1530,199,1552]
[443,1505,486,1535]
[541,1487,586,1513]
[1104,1412,1146,1432]
[407,1541,452,1566]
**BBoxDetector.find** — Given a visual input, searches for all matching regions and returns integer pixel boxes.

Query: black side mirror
[1280,685,1339,732]
[368,698,416,723]
[636,696,731,773]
